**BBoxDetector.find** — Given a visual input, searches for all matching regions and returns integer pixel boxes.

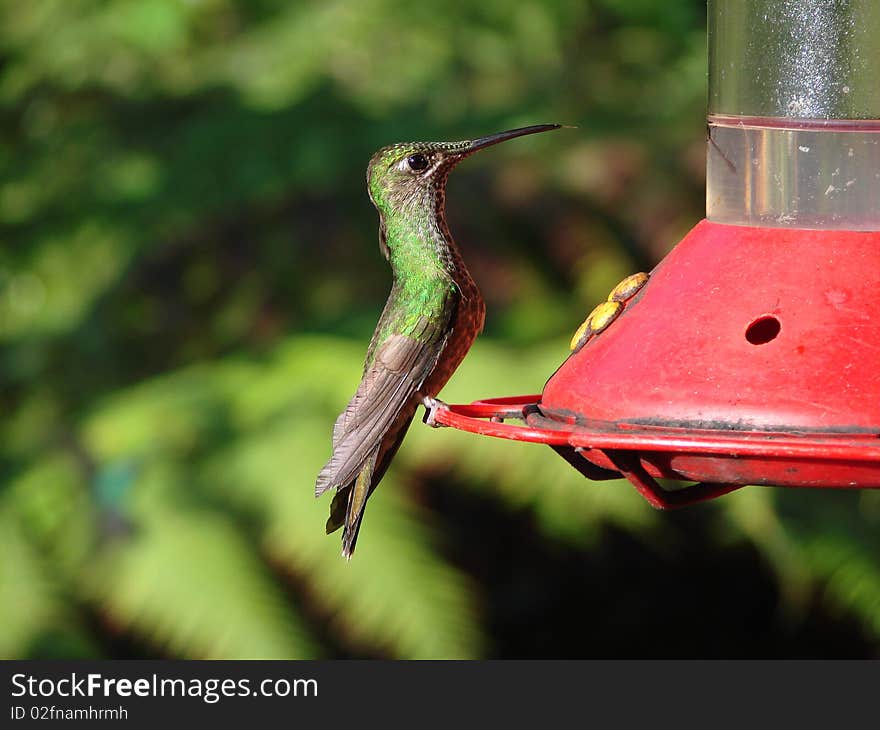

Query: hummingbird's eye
[406,153,429,172]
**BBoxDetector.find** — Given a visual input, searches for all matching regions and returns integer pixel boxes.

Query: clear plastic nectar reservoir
[706,0,880,230]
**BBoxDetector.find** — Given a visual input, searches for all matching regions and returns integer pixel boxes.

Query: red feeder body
[433,215,880,505]
[536,218,880,494]
[543,220,880,436]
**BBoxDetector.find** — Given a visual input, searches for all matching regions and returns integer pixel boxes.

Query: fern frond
[83,491,319,659]
[209,413,484,659]
[0,503,65,658]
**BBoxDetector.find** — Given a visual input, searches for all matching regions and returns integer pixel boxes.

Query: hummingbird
[315,124,562,558]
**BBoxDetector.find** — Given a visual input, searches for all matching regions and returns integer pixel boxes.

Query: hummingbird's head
[366,124,561,223]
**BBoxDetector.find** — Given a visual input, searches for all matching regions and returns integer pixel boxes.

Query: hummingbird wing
[315,316,450,498]
[317,319,451,559]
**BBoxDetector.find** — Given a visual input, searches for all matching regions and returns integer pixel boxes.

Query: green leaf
[84,492,318,659]
[0,503,63,658]
[210,412,484,659]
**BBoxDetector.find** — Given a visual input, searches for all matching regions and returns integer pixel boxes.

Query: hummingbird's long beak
[467,124,562,152]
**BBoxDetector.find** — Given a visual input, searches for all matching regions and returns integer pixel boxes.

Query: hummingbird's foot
[421,396,446,428]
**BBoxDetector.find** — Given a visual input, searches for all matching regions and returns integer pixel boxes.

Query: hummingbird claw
[421,396,446,428]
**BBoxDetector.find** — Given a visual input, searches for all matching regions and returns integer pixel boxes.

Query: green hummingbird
[315,124,562,558]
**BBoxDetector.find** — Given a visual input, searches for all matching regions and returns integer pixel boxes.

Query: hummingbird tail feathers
[323,447,379,560]
[342,461,372,559]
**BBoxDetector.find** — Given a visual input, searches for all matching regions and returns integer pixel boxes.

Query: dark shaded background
[2,0,878,659]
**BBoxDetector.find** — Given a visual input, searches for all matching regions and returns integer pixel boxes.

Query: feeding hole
[745,315,781,345]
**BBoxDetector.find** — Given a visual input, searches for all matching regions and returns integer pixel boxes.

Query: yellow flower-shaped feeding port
[569,272,649,354]
[569,301,621,353]
[569,317,592,353]
[608,272,649,303]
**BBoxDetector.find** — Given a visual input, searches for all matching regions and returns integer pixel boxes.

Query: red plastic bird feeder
[432,0,880,507]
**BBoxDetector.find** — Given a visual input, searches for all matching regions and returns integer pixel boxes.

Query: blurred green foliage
[2,0,878,659]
